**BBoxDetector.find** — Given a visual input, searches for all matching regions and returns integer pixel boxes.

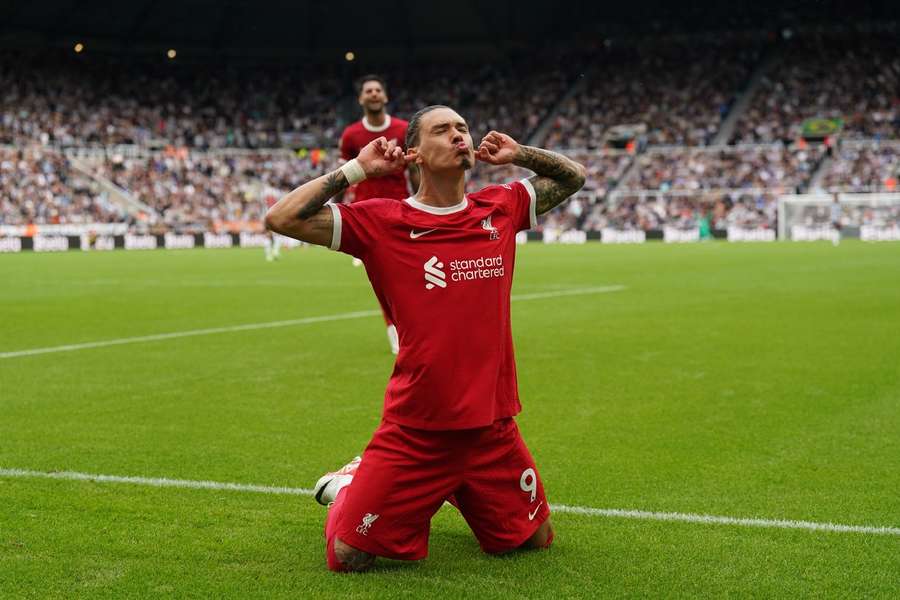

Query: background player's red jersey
[340,116,410,202]
[327,180,538,430]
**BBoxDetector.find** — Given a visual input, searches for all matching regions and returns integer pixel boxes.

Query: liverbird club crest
[482,216,500,240]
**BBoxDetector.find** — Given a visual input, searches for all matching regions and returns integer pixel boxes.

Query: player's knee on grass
[331,537,375,572]
[522,519,554,550]
[484,519,554,555]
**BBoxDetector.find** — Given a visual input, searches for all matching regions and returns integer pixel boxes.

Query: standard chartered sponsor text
[449,255,504,282]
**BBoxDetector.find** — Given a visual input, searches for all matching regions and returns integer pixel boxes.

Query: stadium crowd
[85,150,340,231]
[621,145,825,192]
[541,190,778,233]
[466,150,632,199]
[0,48,578,151]
[390,50,578,144]
[731,35,900,144]
[791,202,900,228]
[1,29,898,233]
[822,143,900,192]
[544,40,761,149]
[0,51,344,149]
[0,146,123,225]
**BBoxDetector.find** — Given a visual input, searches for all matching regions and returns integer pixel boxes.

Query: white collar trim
[404,195,468,215]
[362,114,391,132]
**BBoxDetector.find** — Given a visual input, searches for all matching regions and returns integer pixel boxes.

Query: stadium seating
[1,30,898,233]
[81,150,339,231]
[620,145,824,193]
[823,142,900,192]
[591,191,779,232]
[0,146,123,225]
[731,34,899,144]
[544,39,761,149]
[0,51,343,149]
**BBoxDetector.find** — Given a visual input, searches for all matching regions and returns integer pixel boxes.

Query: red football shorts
[327,417,550,560]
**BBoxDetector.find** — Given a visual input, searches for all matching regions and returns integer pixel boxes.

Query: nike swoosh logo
[410,229,437,239]
[528,501,543,521]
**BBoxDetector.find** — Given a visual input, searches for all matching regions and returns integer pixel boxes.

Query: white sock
[387,324,399,355]
[264,238,273,260]
[272,235,281,257]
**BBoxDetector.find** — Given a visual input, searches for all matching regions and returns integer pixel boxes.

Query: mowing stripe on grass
[2,467,898,537]
[0,285,625,359]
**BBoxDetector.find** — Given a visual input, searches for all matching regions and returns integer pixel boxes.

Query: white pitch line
[0,285,625,359]
[550,504,900,537]
[0,468,313,496]
[0,311,380,359]
[1,467,897,537]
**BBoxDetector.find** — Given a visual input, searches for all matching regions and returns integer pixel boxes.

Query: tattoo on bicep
[531,176,576,215]
[513,146,586,215]
[305,209,334,237]
[297,171,348,219]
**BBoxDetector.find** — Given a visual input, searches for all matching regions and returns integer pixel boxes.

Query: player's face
[359,81,387,112]
[414,108,475,173]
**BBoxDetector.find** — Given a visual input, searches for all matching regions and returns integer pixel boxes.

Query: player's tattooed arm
[267,137,408,247]
[513,146,586,215]
[264,169,348,247]
[298,171,349,218]
[476,131,585,215]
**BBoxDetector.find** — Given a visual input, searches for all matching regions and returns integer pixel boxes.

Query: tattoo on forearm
[512,146,586,215]
[297,170,349,219]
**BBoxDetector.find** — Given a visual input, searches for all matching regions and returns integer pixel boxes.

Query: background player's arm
[265,137,409,247]
[476,131,586,215]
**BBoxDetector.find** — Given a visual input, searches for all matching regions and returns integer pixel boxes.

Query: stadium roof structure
[1,0,894,62]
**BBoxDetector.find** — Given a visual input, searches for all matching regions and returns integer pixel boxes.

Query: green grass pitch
[1,241,899,598]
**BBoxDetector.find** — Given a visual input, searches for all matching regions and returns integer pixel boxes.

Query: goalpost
[777,193,900,241]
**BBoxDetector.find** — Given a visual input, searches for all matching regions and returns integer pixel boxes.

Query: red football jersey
[327,179,538,430]
[340,115,410,202]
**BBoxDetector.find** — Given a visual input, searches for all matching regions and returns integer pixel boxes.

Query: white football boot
[313,456,362,506]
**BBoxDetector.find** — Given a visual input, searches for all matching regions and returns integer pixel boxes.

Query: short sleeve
[331,201,377,258]
[509,179,538,232]
[339,131,355,161]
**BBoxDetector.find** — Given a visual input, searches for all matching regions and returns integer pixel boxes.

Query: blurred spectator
[823,142,900,192]
[0,51,343,149]
[576,191,778,232]
[545,39,760,149]
[466,149,632,199]
[390,47,580,144]
[1,34,897,234]
[0,146,123,225]
[622,145,824,192]
[84,150,340,231]
[0,47,580,151]
[732,34,899,144]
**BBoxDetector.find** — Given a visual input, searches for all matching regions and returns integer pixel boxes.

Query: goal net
[777,193,900,241]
